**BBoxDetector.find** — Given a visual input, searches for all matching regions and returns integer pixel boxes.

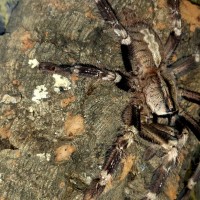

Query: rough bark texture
[0,0,199,200]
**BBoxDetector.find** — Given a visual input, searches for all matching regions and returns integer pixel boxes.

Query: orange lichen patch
[154,22,167,31]
[172,54,178,62]
[3,109,15,118]
[55,144,76,162]
[158,0,167,8]
[165,175,180,200]
[148,7,153,14]
[0,124,12,139]
[6,159,18,168]
[44,0,71,11]
[85,10,97,20]
[20,31,35,51]
[14,150,21,158]
[119,155,135,181]
[180,0,200,32]
[64,113,85,137]
[60,96,76,108]
[12,79,21,86]
[59,181,66,189]
[45,31,48,38]
[70,74,79,83]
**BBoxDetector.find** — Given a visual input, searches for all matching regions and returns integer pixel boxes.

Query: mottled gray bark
[0,0,199,200]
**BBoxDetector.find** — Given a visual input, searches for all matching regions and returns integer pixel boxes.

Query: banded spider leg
[39,62,123,83]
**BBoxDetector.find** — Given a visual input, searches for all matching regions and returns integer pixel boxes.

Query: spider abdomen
[143,73,176,116]
[130,23,164,71]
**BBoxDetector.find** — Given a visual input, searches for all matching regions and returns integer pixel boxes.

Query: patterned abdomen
[130,23,164,70]
[143,74,176,116]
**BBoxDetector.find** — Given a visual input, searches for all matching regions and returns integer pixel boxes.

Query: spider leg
[95,0,133,72]
[177,161,200,200]
[95,0,131,45]
[177,108,200,200]
[83,131,134,200]
[178,109,200,141]
[139,122,188,200]
[167,53,200,77]
[164,0,182,61]
[83,105,140,200]
[39,62,122,83]
[140,123,178,148]
[177,87,200,140]
[143,148,179,200]
[176,111,200,200]
[179,88,200,105]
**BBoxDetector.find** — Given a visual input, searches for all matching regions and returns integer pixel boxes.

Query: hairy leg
[140,123,188,200]
[177,87,200,141]
[177,161,200,200]
[83,104,140,200]
[178,112,200,198]
[179,109,200,143]
[140,123,178,148]
[179,88,200,105]
[83,130,135,200]
[176,91,200,199]
[122,104,187,200]
[164,0,182,61]
[39,62,122,83]
[95,0,133,72]
[95,0,131,45]
[168,53,200,77]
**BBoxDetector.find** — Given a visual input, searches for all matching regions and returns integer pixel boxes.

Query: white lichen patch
[52,74,71,93]
[32,85,49,104]
[0,173,3,183]
[28,58,39,68]
[146,192,157,200]
[83,173,92,185]
[195,52,200,63]
[36,153,51,161]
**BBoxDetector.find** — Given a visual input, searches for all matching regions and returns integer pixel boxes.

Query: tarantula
[39,0,200,199]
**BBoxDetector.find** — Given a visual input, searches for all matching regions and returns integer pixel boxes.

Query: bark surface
[0,0,199,200]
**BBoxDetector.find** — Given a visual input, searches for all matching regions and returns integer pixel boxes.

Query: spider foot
[141,126,189,200]
[143,147,178,199]
[83,178,105,200]
[83,131,134,200]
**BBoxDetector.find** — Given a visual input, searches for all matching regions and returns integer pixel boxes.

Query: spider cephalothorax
[39,0,200,199]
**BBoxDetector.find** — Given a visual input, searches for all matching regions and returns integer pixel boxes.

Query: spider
[39,0,200,199]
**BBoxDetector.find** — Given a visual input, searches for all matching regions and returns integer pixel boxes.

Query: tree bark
[0,0,199,200]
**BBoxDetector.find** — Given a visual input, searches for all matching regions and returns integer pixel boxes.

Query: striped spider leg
[39,62,123,83]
